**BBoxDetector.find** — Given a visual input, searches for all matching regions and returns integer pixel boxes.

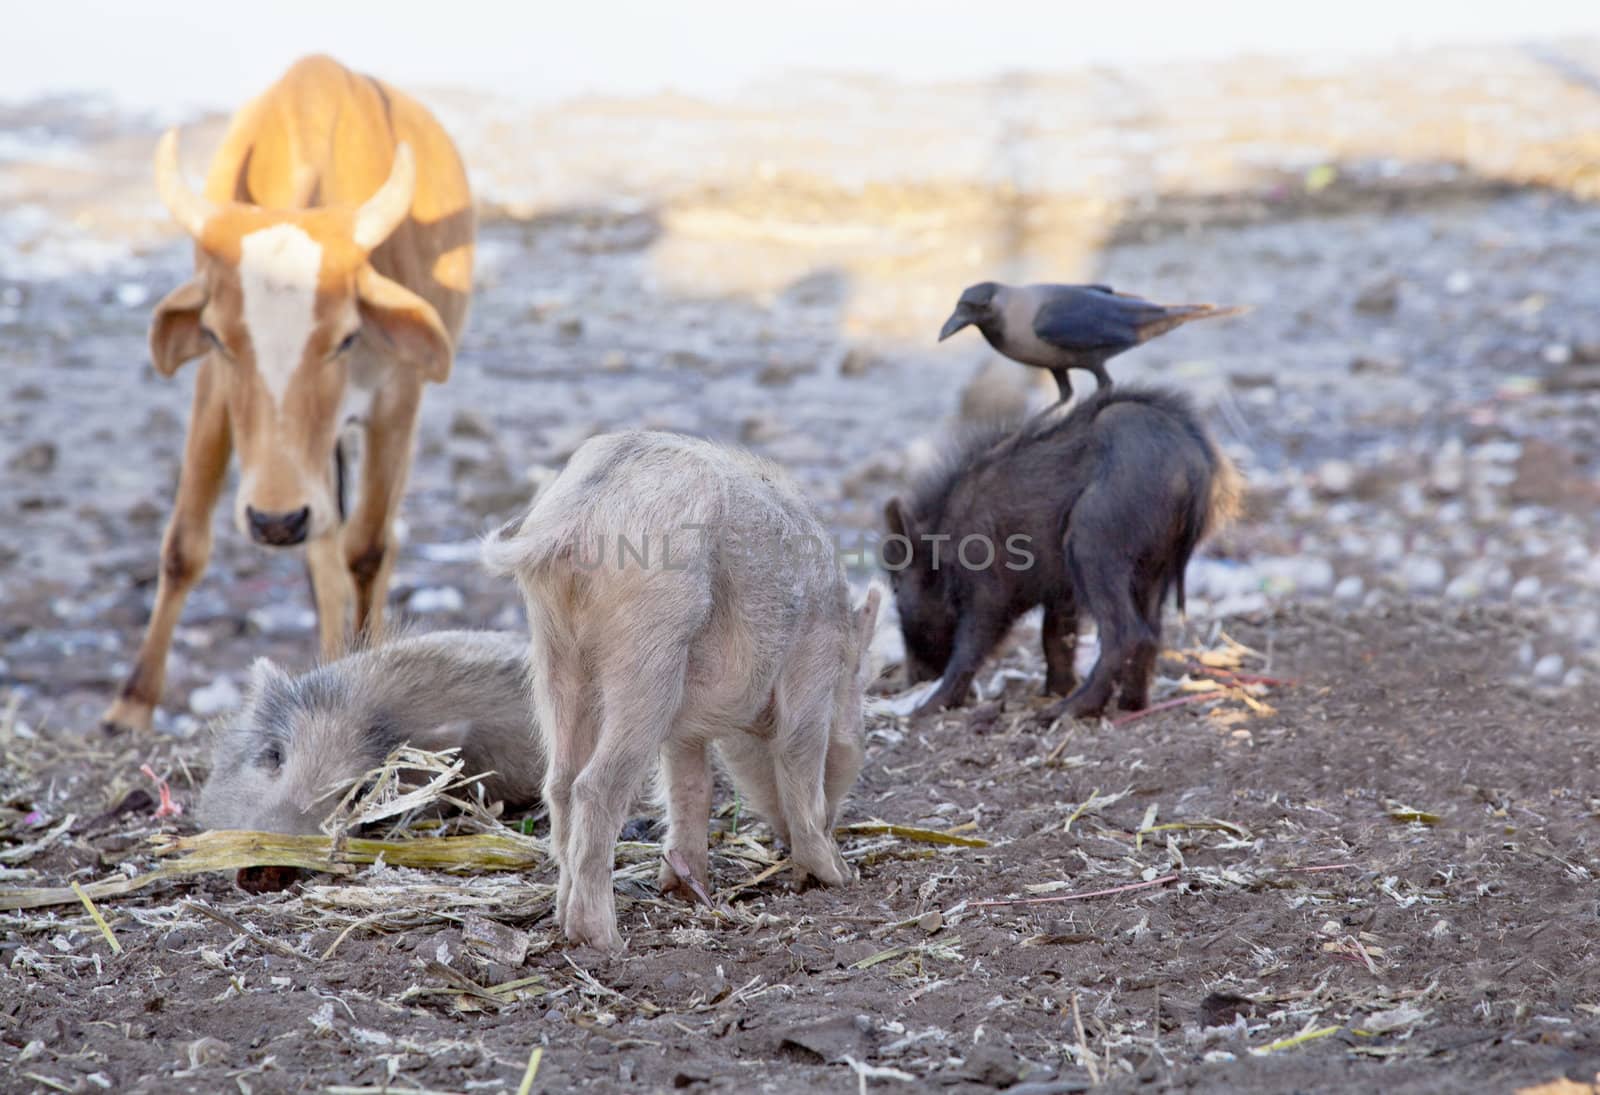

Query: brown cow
[102,55,475,734]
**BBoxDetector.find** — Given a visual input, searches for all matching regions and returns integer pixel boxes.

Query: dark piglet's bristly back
[884,386,1239,719]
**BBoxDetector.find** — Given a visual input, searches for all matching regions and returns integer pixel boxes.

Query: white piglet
[483,431,878,951]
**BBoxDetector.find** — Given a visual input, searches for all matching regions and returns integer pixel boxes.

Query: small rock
[599,350,628,372]
[248,603,316,636]
[1315,459,1355,495]
[1444,573,1481,600]
[1429,438,1465,496]
[189,676,242,718]
[958,1043,1029,1087]
[448,409,497,442]
[1533,654,1565,683]
[556,316,584,339]
[1259,556,1334,596]
[838,346,879,377]
[407,587,465,614]
[1401,556,1446,594]
[1227,369,1276,389]
[1445,271,1474,295]
[1541,343,1573,367]
[115,283,150,308]
[461,915,529,968]
[1199,991,1257,1029]
[1350,354,1404,374]
[739,415,784,445]
[1511,575,1542,602]
[1353,276,1400,315]
[756,359,814,386]
[447,437,504,483]
[7,441,56,474]
[1333,575,1365,602]
[777,1014,875,1064]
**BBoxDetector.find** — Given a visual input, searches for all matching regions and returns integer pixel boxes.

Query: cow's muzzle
[247,505,311,547]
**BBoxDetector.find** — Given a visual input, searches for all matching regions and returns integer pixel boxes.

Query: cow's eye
[334,330,360,356]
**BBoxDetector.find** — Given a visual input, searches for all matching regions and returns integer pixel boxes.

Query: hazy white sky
[7,0,1598,111]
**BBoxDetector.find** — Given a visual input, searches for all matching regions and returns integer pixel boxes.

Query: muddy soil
[3,604,1598,1093]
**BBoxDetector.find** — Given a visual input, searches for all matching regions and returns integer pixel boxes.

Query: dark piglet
[883,386,1240,718]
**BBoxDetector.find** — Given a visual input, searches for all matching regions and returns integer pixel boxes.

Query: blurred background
[3,1,1600,731]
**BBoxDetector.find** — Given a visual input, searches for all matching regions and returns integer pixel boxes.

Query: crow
[938,281,1246,401]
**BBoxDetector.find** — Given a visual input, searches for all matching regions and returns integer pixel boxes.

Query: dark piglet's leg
[1042,598,1080,696]
[1059,542,1151,719]
[914,611,1012,717]
[1118,578,1166,711]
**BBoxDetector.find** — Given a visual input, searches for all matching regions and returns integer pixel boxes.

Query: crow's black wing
[1032,286,1168,353]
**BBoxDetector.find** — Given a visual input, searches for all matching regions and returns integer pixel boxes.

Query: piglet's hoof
[100,697,154,736]
[236,865,304,894]
[563,916,624,954]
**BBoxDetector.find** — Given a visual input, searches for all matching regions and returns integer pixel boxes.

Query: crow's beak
[938,306,973,342]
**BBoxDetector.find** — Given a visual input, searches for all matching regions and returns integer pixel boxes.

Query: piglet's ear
[412,720,472,754]
[883,497,916,543]
[246,656,289,698]
[356,265,454,383]
[148,279,209,377]
[855,587,882,646]
[853,587,883,684]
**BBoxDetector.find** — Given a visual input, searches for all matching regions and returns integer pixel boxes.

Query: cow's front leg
[103,358,231,733]
[343,378,423,642]
[306,533,353,659]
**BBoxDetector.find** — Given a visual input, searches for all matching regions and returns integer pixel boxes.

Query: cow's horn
[352,143,415,251]
[154,129,215,238]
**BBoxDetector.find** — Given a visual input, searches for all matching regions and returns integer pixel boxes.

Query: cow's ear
[149,279,209,376]
[356,265,453,383]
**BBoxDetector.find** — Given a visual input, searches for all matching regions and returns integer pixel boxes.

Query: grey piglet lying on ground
[197,630,544,836]
[483,430,879,952]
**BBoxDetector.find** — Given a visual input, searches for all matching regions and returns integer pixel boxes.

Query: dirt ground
[6,46,1600,1094]
[2,603,1598,1093]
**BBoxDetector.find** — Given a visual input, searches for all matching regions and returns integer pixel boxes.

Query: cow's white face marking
[239,224,323,407]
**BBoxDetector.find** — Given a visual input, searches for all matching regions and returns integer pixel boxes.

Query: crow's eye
[257,744,284,772]
[334,330,360,356]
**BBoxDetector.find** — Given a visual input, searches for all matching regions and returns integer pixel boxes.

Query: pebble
[6,441,56,474]
[1511,575,1542,602]
[1316,459,1355,495]
[1532,653,1565,683]
[189,676,242,718]
[1333,575,1365,602]
[1259,556,1334,595]
[114,283,149,308]
[248,603,316,636]
[448,408,497,442]
[1429,439,1465,496]
[407,586,465,614]
[1353,276,1400,315]
[1541,343,1573,367]
[1401,556,1447,594]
